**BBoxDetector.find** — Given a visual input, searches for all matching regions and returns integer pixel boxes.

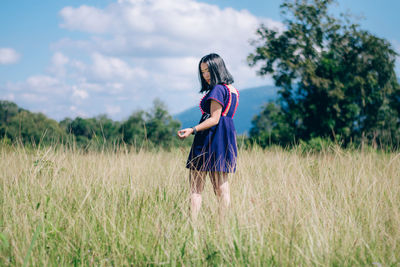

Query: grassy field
[0,144,399,266]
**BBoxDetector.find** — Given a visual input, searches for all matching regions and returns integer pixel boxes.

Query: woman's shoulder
[209,84,228,96]
[211,84,238,96]
[211,84,225,91]
[206,84,228,104]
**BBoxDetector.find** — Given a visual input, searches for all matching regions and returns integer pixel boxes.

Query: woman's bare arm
[177,100,222,139]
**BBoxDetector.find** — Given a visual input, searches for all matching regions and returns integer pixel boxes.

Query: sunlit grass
[0,144,399,265]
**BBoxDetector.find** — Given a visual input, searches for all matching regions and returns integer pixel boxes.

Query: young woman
[178,53,239,219]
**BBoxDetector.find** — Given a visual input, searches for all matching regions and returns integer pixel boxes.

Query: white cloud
[20,93,49,103]
[55,0,282,103]
[72,86,89,99]
[106,104,121,115]
[91,53,139,81]
[0,48,21,64]
[55,0,283,100]
[57,0,283,58]
[52,52,69,66]
[70,59,87,74]
[48,52,70,77]
[0,92,15,101]
[105,82,125,94]
[60,5,113,34]
[77,81,103,92]
[26,75,60,92]
[2,74,71,115]
[69,105,88,118]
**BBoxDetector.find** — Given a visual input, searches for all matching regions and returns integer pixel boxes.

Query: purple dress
[186,84,239,173]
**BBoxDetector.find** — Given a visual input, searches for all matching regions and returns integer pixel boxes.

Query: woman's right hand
[177,128,193,139]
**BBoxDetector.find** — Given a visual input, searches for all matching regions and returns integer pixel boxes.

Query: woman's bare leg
[189,169,207,220]
[210,172,230,215]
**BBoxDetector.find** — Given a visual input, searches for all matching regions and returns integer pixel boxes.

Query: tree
[145,99,181,148]
[0,99,181,149]
[61,115,121,147]
[249,102,293,146]
[0,101,21,125]
[119,99,181,149]
[119,110,147,147]
[94,114,120,141]
[248,0,400,147]
[2,109,65,145]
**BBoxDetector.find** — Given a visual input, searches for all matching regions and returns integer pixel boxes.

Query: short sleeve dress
[186,84,239,173]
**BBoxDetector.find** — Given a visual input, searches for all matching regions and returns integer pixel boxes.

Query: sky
[1,0,399,121]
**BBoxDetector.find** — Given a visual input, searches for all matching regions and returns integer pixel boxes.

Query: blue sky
[1,0,399,121]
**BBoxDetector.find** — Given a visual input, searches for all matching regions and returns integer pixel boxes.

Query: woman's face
[200,62,210,84]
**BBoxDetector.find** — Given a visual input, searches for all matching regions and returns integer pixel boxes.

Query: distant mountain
[174,85,278,134]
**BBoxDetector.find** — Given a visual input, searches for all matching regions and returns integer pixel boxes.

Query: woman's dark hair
[198,53,234,93]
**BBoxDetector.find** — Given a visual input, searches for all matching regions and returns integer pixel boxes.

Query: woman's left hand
[177,128,193,139]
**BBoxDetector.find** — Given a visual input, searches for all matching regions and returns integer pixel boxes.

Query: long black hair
[198,53,234,93]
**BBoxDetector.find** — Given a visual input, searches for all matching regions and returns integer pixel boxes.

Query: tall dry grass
[0,144,399,266]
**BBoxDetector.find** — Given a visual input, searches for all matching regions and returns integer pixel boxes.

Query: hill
[174,85,278,134]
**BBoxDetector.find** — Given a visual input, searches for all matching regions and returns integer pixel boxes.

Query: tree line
[0,99,186,150]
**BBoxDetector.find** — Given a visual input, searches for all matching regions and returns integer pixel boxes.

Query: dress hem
[185,166,236,173]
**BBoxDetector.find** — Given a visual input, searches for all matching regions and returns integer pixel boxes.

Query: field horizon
[1,144,399,265]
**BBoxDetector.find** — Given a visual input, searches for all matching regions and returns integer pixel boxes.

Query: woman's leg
[189,169,207,220]
[209,172,230,214]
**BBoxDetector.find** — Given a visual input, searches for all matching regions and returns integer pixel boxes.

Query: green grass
[0,145,399,266]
